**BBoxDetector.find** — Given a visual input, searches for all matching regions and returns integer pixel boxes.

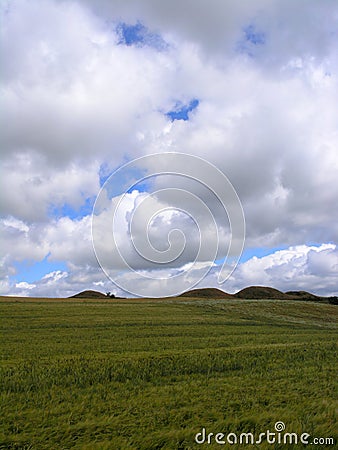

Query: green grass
[0,297,337,449]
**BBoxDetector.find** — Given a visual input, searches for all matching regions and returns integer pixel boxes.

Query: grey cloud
[79,0,338,65]
[1,154,100,222]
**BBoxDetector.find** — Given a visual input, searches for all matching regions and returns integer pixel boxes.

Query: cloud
[1,0,338,297]
[0,0,176,169]
[79,0,338,65]
[3,244,337,298]
[224,244,338,296]
[9,269,111,298]
[0,214,97,296]
[1,154,100,222]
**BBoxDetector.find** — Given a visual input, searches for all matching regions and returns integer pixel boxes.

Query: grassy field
[0,297,337,449]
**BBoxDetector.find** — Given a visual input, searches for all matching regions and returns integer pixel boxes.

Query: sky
[1,0,338,298]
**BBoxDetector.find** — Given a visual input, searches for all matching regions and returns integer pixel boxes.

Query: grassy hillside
[69,290,108,299]
[1,297,337,449]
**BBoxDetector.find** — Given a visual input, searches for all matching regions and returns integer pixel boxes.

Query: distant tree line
[105,292,116,298]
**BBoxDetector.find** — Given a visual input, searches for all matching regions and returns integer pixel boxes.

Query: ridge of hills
[180,286,326,301]
[69,286,335,302]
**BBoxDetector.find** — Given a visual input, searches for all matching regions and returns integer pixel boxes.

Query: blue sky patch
[126,177,153,194]
[11,256,67,283]
[49,196,96,220]
[239,246,288,263]
[99,162,112,187]
[166,99,199,121]
[214,245,288,267]
[238,242,334,263]
[244,25,266,45]
[236,24,266,57]
[99,162,150,197]
[117,22,167,49]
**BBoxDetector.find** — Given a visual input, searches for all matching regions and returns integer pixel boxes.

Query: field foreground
[0,297,337,449]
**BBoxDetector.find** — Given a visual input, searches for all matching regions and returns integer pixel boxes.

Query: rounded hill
[233,286,287,299]
[179,288,232,299]
[69,290,107,299]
